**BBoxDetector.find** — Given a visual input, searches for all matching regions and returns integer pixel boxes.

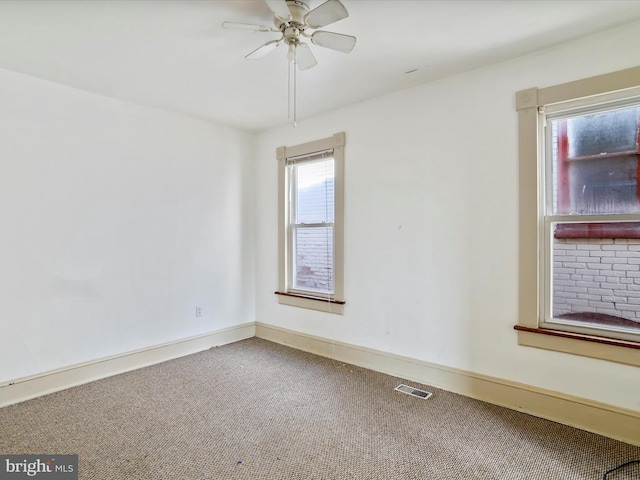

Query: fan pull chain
[288,57,292,121]
[287,43,297,127]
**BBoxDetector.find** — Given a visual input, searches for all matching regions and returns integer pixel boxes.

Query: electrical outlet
[195,306,202,318]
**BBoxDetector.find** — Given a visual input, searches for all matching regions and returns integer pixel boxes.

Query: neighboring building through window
[516,66,640,367]
[554,106,640,227]
[276,132,345,314]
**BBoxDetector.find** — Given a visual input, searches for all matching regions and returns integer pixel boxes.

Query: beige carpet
[1,337,638,479]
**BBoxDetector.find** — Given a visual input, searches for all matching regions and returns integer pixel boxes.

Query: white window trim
[276,132,345,314]
[516,66,640,366]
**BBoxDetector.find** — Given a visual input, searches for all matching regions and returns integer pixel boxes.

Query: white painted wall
[0,69,255,382]
[254,20,640,411]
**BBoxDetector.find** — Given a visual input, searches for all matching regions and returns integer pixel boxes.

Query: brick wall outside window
[553,238,640,323]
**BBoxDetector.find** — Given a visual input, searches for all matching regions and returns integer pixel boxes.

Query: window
[516,66,640,366]
[275,132,345,314]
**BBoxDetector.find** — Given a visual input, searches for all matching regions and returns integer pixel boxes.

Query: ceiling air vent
[395,384,432,399]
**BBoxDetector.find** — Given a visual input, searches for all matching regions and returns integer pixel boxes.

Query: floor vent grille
[395,384,433,399]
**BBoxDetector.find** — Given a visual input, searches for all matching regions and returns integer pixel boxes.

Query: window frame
[275,132,345,314]
[515,66,640,366]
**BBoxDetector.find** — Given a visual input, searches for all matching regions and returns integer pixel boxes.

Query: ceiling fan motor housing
[275,0,310,46]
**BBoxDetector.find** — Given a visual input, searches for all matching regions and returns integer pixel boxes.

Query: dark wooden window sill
[275,291,345,305]
[514,325,640,350]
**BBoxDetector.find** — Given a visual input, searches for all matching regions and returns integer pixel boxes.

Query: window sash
[289,224,335,295]
[541,98,640,342]
[541,217,640,343]
[288,157,335,225]
[543,99,640,215]
[286,157,335,297]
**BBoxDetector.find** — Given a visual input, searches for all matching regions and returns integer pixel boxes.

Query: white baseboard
[256,322,640,447]
[0,322,255,408]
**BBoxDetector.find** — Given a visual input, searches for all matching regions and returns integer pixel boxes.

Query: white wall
[0,69,255,382]
[254,20,640,411]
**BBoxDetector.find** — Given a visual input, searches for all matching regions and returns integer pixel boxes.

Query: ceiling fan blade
[245,38,283,60]
[222,21,277,32]
[305,0,348,29]
[265,0,292,21]
[295,42,317,71]
[311,31,356,53]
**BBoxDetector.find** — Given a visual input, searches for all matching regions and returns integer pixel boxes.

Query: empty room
[1,1,639,479]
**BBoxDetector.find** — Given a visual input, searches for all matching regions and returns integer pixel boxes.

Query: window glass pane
[550,105,639,215]
[570,107,637,158]
[293,226,333,293]
[294,158,334,224]
[551,222,640,334]
[569,155,638,214]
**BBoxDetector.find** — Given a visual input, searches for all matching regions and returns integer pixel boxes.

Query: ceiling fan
[222,0,357,71]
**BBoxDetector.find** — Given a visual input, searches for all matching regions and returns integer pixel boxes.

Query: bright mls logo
[0,455,77,479]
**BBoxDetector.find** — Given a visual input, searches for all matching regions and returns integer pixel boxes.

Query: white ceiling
[1,0,640,132]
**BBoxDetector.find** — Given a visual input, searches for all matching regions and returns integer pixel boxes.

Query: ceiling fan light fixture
[295,43,317,70]
[287,44,296,62]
